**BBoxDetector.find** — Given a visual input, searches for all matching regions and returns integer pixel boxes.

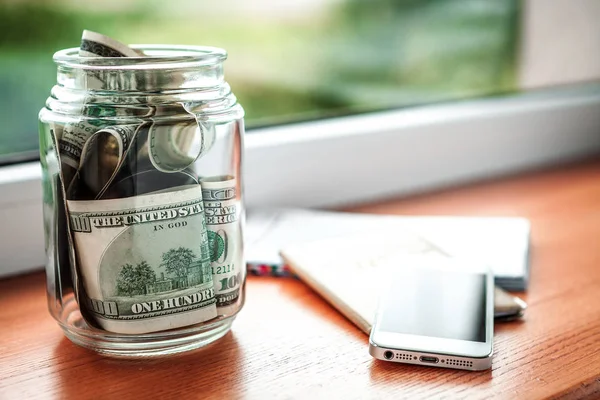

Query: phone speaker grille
[394,352,414,361]
[442,358,474,368]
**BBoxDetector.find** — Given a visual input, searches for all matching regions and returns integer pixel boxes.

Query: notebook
[246,208,531,291]
[280,233,527,335]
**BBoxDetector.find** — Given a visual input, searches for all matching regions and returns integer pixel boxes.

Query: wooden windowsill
[1,159,600,399]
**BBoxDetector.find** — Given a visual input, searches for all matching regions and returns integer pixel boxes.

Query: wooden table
[2,160,600,399]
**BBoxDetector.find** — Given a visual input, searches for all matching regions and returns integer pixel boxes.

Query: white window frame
[1,83,600,277]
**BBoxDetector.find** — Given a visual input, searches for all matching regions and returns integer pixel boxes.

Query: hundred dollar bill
[79,30,147,91]
[59,121,100,171]
[201,176,244,315]
[80,30,142,57]
[148,120,201,173]
[67,185,217,334]
[49,127,95,324]
[147,118,215,173]
[58,120,106,187]
[61,122,146,200]
[73,124,141,198]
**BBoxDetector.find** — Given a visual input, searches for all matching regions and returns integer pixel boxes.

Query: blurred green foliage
[0,0,518,161]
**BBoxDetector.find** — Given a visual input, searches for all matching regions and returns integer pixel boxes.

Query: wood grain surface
[1,160,600,400]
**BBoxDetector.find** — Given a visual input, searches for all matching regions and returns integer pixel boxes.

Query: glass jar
[39,45,245,356]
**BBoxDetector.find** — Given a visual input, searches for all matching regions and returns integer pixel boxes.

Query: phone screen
[378,268,487,342]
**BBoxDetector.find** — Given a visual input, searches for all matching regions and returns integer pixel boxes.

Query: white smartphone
[369,257,494,371]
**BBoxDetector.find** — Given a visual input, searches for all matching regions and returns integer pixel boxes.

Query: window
[2,0,519,163]
[1,0,600,276]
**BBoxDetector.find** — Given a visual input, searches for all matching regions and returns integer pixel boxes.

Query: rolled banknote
[57,120,111,189]
[79,30,147,91]
[147,119,218,177]
[70,124,141,199]
[67,185,217,334]
[200,176,244,316]
[59,120,100,168]
[79,30,143,57]
[147,120,205,173]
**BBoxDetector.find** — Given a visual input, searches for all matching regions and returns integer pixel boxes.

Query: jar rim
[53,45,228,70]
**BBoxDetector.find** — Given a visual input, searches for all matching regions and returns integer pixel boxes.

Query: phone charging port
[419,356,439,364]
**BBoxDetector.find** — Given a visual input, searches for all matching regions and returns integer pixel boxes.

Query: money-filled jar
[38,42,246,357]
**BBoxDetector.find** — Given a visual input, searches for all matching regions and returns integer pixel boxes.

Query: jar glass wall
[39,46,245,356]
